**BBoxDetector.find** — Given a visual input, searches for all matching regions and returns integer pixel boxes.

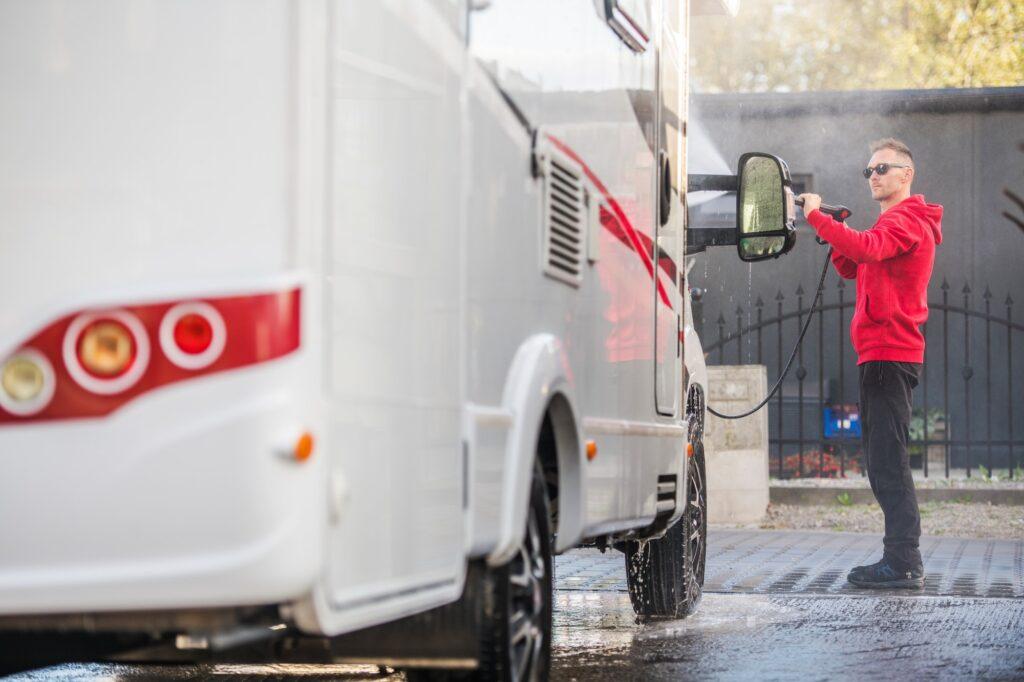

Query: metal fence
[700,277,1024,479]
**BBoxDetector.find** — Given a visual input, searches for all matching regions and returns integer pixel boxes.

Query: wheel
[410,462,553,682]
[478,461,553,681]
[623,439,707,619]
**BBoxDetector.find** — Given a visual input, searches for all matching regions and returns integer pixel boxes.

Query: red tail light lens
[159,302,226,370]
[174,315,213,354]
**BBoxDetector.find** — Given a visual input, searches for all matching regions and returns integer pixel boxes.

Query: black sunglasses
[863,163,911,179]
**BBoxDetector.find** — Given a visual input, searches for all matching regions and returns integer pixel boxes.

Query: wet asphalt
[552,591,1024,680]
[8,531,1024,680]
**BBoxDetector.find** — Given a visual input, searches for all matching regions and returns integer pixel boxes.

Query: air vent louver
[542,151,585,286]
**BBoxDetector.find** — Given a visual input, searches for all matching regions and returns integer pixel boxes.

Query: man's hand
[798,193,821,219]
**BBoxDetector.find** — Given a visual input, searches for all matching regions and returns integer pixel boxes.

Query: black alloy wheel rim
[687,447,706,600]
[507,507,546,681]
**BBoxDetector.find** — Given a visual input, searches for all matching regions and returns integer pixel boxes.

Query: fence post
[818,284,825,477]
[942,279,950,478]
[984,286,993,477]
[923,319,929,478]
[963,283,974,477]
[1008,294,1016,479]
[837,279,847,477]
[796,284,805,477]
[776,289,785,478]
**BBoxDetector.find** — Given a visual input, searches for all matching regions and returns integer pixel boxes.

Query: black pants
[858,360,923,571]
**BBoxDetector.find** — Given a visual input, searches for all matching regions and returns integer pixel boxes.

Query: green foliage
[907,409,946,458]
[691,0,1024,93]
[908,408,946,442]
[978,464,990,479]
[836,491,853,507]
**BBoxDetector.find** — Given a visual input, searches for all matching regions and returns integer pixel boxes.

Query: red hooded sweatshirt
[807,194,943,364]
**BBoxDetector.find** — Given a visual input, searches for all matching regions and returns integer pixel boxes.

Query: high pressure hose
[706,246,834,420]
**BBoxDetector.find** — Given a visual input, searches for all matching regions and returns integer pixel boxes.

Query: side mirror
[735,152,797,262]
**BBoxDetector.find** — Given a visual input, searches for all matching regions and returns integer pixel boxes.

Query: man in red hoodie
[799,138,943,589]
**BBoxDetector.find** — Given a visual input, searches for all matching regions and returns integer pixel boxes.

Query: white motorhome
[0,0,795,678]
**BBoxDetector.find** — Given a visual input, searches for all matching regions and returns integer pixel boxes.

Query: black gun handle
[819,203,851,222]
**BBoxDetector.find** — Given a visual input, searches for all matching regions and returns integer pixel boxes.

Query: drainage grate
[556,530,1024,598]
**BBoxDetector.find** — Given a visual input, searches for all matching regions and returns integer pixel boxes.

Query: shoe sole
[847,576,925,590]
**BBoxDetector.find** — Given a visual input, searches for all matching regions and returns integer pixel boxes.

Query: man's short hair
[870,138,914,165]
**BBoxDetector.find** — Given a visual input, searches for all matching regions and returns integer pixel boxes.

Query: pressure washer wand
[706,200,852,421]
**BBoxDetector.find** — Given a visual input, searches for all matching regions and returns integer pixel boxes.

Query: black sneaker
[847,559,924,589]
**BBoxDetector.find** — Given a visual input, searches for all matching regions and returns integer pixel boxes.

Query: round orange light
[686,443,695,458]
[77,320,136,378]
[294,432,314,462]
[586,440,597,461]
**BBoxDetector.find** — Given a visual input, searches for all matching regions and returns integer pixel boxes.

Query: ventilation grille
[656,474,677,515]
[542,151,585,286]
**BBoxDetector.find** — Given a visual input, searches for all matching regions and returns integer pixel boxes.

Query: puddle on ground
[553,591,799,655]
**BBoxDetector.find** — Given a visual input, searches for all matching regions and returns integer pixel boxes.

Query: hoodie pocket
[863,265,893,324]
[863,293,888,325]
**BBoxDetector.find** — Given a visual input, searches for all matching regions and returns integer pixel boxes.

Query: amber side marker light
[586,440,597,461]
[686,443,694,458]
[294,432,315,462]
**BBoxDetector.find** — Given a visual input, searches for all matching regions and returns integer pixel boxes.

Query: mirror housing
[735,152,797,262]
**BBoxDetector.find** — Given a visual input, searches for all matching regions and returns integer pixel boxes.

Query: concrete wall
[704,365,769,524]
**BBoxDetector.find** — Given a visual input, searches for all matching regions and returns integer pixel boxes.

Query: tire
[410,462,553,682]
[477,461,553,681]
[623,439,707,619]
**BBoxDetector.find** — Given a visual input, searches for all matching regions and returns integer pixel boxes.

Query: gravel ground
[758,501,1024,538]
[771,476,1024,489]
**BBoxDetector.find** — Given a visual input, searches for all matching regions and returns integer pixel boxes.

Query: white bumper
[0,355,324,615]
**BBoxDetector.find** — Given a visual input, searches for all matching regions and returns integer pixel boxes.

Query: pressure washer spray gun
[707,195,852,420]
[793,196,852,244]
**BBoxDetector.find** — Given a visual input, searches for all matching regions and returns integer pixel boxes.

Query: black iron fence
[700,278,1024,479]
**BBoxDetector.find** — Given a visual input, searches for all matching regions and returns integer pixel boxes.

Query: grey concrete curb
[770,486,1024,506]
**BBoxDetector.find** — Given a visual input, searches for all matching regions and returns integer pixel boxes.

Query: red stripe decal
[545,134,674,309]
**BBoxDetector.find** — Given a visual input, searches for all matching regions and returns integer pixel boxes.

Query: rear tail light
[159,302,226,370]
[63,311,150,395]
[78,319,136,377]
[0,349,55,416]
[0,288,300,424]
[175,315,213,353]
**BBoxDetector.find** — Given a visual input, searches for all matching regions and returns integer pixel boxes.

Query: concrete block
[704,365,769,524]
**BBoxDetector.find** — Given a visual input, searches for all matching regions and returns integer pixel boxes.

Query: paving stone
[556,529,1024,598]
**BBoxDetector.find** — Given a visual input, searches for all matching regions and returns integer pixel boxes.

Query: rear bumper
[0,355,324,615]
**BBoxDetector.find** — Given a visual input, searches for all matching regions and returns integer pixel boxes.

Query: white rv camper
[0,0,796,678]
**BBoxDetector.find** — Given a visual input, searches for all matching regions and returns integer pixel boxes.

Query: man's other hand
[799,193,821,219]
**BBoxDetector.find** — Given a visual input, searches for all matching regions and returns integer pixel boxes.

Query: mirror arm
[687,174,738,193]
[686,227,737,253]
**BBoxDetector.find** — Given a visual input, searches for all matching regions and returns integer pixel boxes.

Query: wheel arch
[487,334,585,567]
